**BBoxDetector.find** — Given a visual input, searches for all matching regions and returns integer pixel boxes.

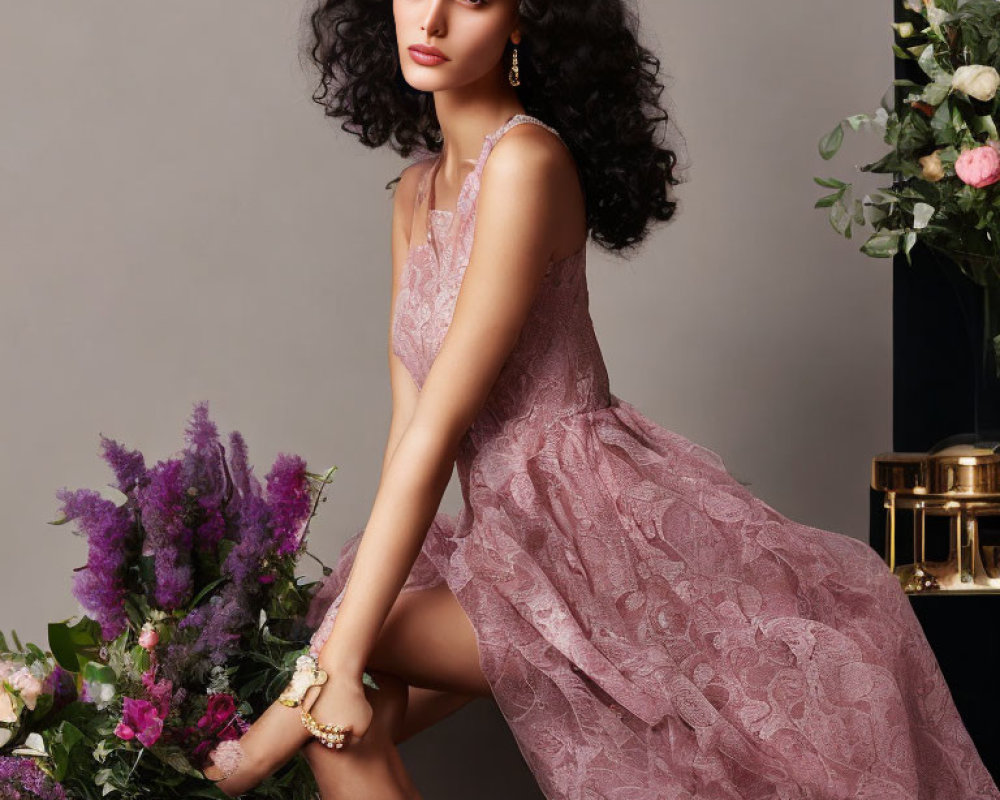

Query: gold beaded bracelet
[300,708,351,749]
[279,652,383,750]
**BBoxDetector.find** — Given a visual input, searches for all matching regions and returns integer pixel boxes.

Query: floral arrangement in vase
[814,0,1000,374]
[0,402,371,798]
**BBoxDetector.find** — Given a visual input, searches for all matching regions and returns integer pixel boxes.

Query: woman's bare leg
[395,686,478,744]
[205,583,490,795]
[303,669,419,800]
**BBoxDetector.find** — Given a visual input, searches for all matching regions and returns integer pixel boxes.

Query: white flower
[0,690,17,724]
[0,727,12,748]
[952,65,1000,102]
[12,732,47,757]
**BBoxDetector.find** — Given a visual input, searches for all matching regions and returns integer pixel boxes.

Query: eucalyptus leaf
[150,744,203,779]
[830,199,852,237]
[818,122,845,160]
[922,79,951,107]
[83,661,117,685]
[860,230,902,258]
[913,202,936,229]
[916,41,949,82]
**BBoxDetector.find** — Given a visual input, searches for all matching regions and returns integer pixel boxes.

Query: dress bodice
[391,114,612,465]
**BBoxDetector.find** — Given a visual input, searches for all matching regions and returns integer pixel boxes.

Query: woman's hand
[303,672,375,749]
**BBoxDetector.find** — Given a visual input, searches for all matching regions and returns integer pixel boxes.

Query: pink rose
[9,668,44,711]
[955,144,1000,188]
[138,627,159,651]
[0,660,17,680]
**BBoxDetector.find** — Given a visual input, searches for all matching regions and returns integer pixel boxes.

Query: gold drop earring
[509,39,521,87]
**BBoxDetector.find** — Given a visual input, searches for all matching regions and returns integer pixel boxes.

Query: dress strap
[484,113,562,154]
[408,156,438,247]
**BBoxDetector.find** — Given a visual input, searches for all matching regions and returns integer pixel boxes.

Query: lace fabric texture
[306,115,999,799]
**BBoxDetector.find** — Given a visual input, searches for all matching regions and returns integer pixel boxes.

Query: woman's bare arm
[379,163,424,482]
[316,128,575,680]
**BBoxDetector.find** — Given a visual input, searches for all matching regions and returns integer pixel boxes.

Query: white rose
[0,726,12,748]
[0,690,17,724]
[952,65,1000,102]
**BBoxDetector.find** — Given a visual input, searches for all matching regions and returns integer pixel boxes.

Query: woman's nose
[420,0,447,37]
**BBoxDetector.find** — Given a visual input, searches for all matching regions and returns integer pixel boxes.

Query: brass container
[872,443,1000,593]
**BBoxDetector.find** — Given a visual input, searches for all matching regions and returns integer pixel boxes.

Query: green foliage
[814,0,1000,287]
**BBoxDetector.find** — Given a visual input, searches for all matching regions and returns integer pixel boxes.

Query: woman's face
[393,0,519,92]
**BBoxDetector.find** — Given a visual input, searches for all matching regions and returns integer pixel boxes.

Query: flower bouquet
[0,402,369,798]
[814,0,1000,372]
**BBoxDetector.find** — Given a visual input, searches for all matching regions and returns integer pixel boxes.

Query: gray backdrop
[0,1,892,796]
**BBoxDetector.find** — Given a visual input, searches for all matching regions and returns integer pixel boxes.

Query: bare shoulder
[479,124,585,261]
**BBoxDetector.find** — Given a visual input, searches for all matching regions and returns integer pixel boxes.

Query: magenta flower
[116,697,165,748]
[114,720,136,741]
[197,692,237,733]
[140,670,174,719]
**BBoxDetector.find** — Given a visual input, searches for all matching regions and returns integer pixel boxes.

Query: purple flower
[195,595,252,665]
[0,756,66,800]
[265,454,312,557]
[41,666,77,715]
[227,430,261,501]
[184,401,220,453]
[136,459,194,610]
[115,697,165,748]
[98,435,147,495]
[180,403,229,553]
[224,493,272,588]
[55,488,135,641]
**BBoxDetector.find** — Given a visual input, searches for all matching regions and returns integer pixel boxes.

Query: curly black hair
[299,0,689,255]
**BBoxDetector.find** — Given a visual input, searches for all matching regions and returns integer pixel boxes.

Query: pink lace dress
[306,114,998,799]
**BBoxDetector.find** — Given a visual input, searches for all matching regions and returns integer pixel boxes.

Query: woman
[204,0,999,798]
